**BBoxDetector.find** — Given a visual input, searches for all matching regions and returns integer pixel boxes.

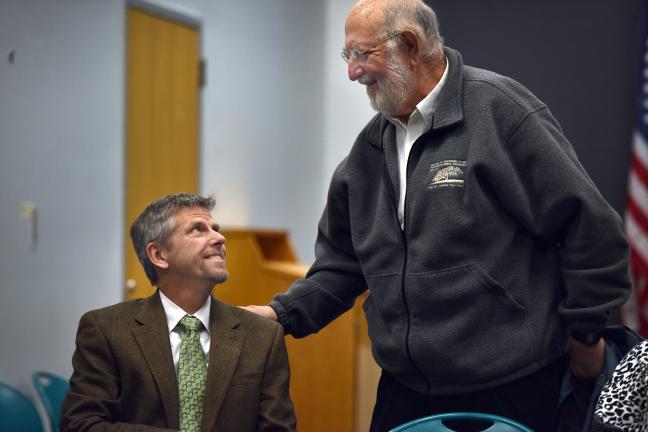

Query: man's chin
[209,271,229,286]
[367,89,399,116]
[367,92,381,113]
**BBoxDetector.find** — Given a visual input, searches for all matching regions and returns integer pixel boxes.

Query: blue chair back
[33,371,69,432]
[389,412,534,432]
[0,382,44,432]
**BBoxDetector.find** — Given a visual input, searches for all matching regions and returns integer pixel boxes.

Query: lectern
[218,228,380,432]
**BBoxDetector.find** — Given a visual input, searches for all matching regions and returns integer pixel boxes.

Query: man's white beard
[366,53,412,117]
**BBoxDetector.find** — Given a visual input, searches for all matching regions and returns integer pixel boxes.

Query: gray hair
[381,1,444,61]
[130,193,216,285]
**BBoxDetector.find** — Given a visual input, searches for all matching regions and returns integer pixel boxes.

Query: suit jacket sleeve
[61,311,175,432]
[256,324,297,431]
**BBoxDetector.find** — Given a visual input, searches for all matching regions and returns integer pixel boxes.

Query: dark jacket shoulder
[83,297,147,318]
[462,65,546,117]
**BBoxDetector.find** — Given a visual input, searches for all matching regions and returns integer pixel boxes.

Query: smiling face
[363,49,413,117]
[344,3,415,118]
[160,206,228,287]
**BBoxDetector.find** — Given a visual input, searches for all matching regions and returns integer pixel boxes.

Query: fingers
[239,305,278,321]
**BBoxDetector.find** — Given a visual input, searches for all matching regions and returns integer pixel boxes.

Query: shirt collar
[386,55,450,129]
[159,290,211,335]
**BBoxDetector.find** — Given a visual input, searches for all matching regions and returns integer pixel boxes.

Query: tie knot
[179,315,202,333]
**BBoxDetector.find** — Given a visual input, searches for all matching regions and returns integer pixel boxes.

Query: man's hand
[240,305,278,321]
[569,337,605,380]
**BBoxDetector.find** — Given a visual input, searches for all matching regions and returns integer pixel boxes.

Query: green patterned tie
[178,315,208,432]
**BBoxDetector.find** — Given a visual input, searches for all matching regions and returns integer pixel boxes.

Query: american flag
[624,26,648,337]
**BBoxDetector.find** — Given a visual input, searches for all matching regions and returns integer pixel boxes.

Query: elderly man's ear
[147,242,169,270]
[399,29,421,62]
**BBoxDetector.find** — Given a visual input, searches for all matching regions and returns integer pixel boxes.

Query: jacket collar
[365,46,465,150]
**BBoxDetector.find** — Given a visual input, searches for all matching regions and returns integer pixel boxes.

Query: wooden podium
[217,229,380,432]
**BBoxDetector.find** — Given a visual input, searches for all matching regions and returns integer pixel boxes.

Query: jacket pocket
[406,263,535,387]
[362,293,405,369]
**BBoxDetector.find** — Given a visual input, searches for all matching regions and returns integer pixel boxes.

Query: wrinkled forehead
[344,3,383,46]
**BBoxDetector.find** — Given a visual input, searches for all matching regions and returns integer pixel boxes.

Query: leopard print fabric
[594,340,648,431]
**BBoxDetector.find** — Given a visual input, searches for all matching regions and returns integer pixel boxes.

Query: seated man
[61,193,296,432]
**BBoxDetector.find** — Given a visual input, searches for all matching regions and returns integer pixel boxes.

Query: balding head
[344,0,446,120]
[347,0,444,62]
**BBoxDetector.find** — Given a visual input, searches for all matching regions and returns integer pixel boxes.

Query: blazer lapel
[201,297,244,431]
[132,291,179,428]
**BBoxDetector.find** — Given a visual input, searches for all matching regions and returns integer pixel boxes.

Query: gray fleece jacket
[270,47,631,395]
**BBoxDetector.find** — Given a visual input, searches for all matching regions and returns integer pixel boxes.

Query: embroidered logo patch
[428,160,466,189]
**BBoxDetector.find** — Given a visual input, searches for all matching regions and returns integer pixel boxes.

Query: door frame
[128,0,202,29]
[123,0,204,300]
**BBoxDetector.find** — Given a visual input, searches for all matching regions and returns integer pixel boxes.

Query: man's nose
[348,60,364,81]
[210,230,226,245]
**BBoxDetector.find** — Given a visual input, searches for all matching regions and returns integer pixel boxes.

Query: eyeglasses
[340,33,400,64]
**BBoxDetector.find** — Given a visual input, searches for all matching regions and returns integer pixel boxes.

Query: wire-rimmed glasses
[341,33,400,64]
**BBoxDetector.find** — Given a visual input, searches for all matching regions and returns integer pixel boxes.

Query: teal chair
[0,382,44,432]
[389,412,534,432]
[33,372,69,432]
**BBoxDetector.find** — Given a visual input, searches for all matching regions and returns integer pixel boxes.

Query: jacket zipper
[400,137,432,394]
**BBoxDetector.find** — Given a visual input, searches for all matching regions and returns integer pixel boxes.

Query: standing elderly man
[61,193,296,432]
[246,0,631,430]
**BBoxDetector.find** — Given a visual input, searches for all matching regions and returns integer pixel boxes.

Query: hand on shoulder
[239,305,278,321]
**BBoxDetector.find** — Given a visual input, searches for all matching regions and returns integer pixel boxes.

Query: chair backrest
[389,412,534,432]
[32,371,69,432]
[0,382,44,432]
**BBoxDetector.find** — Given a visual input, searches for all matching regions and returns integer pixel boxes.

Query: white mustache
[358,74,376,86]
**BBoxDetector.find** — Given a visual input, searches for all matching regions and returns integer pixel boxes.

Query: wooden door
[125,7,200,299]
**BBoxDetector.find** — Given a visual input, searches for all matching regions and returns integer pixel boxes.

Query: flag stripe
[628,198,648,237]
[626,212,648,265]
[632,152,648,189]
[623,14,648,336]
[629,171,648,217]
[634,130,648,166]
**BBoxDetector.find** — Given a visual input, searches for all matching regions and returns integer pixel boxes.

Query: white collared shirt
[159,290,211,372]
[386,56,450,230]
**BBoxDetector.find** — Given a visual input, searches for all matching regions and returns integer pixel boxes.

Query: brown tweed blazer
[60,292,296,431]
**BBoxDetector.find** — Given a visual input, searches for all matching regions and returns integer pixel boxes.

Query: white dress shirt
[159,290,211,372]
[386,56,450,230]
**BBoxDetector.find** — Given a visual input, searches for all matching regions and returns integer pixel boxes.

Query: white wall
[179,0,374,264]
[323,0,375,196]
[0,0,125,424]
[0,1,372,426]
[200,1,327,264]
[135,0,331,263]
